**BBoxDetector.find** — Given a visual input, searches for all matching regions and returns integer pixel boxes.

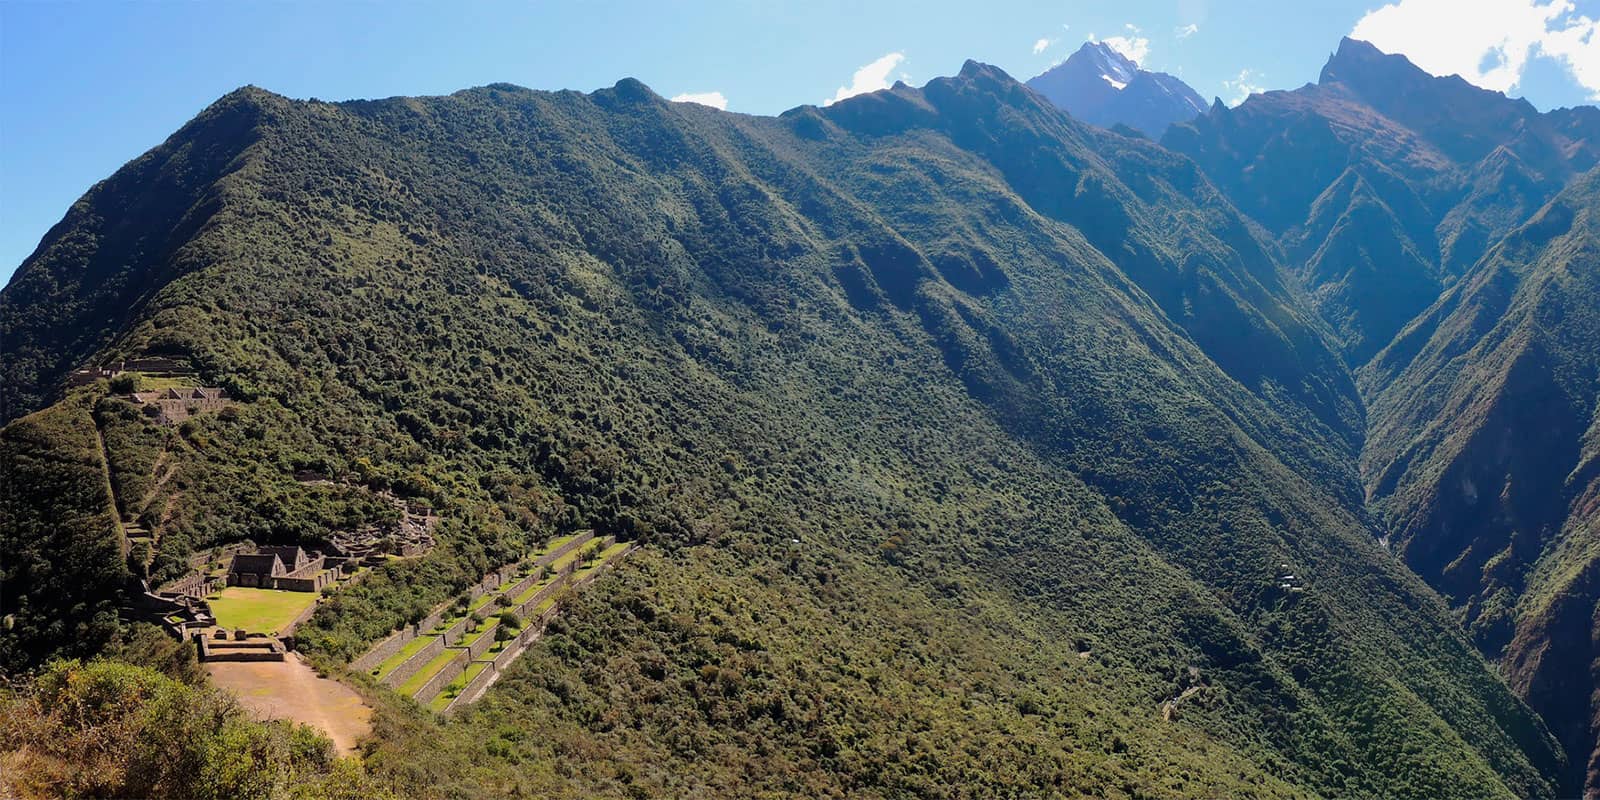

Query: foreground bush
[0,658,389,800]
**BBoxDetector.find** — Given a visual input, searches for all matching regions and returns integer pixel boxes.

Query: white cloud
[1222,68,1265,106]
[1101,35,1150,64]
[669,91,728,110]
[1352,0,1600,97]
[1176,23,1199,39]
[826,52,905,106]
[1033,37,1053,55]
[1542,13,1600,98]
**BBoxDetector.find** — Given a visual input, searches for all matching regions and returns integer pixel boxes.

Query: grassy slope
[0,67,1566,797]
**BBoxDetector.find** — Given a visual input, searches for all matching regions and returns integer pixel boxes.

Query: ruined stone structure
[128,386,232,424]
[353,533,636,714]
[67,357,196,386]
[324,498,437,562]
[198,630,287,662]
[226,546,336,592]
[127,581,216,640]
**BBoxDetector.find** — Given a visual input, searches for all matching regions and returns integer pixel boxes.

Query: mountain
[1363,169,1600,796]
[1165,38,1600,797]
[1026,41,1207,139]
[0,63,1566,798]
[1164,37,1600,365]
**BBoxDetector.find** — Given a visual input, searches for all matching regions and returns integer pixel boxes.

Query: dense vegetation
[0,628,389,799]
[0,52,1583,797]
[0,391,127,671]
[1362,171,1600,795]
[1165,38,1600,797]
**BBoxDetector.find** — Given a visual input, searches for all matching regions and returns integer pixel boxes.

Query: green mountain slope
[1363,169,1600,796]
[0,66,1565,797]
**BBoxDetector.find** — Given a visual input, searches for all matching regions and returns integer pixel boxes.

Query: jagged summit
[1025,41,1206,138]
[1317,36,1392,83]
[1069,40,1139,89]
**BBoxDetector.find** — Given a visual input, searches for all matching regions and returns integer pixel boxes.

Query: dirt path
[206,654,372,756]
[88,420,128,558]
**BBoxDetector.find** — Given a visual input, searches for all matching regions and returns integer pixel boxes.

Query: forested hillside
[1163,38,1600,797]
[1363,170,1600,795]
[0,56,1580,798]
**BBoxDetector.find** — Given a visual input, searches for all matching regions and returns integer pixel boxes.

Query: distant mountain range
[1166,37,1600,364]
[1025,41,1207,138]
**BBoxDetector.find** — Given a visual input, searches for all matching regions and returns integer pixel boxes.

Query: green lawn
[374,634,440,679]
[459,620,497,649]
[130,373,197,390]
[426,614,463,635]
[468,590,499,614]
[538,533,580,558]
[399,649,460,698]
[578,542,629,571]
[207,587,319,634]
[511,549,585,606]
[429,661,491,712]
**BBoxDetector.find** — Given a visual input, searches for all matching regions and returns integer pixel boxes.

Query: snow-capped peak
[1024,39,1209,138]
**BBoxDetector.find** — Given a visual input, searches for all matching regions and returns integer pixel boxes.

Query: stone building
[226,546,335,592]
[128,386,232,424]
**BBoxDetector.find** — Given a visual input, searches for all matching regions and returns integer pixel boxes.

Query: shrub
[109,373,141,393]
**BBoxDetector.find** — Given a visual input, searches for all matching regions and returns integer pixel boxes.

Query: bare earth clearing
[206,653,371,755]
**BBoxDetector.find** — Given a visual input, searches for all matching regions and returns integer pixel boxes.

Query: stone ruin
[226,545,338,592]
[127,386,233,424]
[66,356,195,386]
[198,628,287,662]
[127,579,215,641]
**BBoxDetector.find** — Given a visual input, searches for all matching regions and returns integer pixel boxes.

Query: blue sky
[4,1,1598,284]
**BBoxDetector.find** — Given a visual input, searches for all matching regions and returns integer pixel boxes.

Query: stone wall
[272,568,336,593]
[514,565,574,621]
[349,531,600,671]
[537,531,593,568]
[491,626,537,673]
[383,635,443,688]
[445,662,499,714]
[499,568,542,603]
[464,622,500,660]
[572,541,632,591]
[441,614,472,647]
[353,623,417,673]
[198,635,286,663]
[413,650,469,702]
[417,604,451,636]
[281,594,323,636]
[436,540,636,714]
